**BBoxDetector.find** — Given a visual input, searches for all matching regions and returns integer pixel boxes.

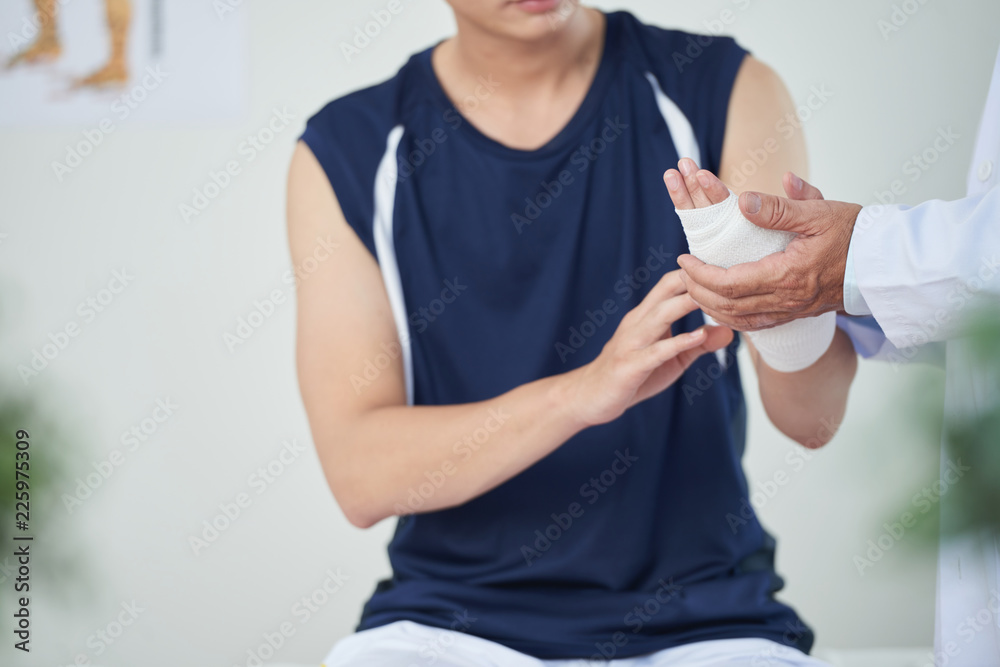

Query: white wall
[1,1,997,665]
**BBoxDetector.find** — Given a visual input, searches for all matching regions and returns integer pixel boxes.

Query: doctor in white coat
[675,45,1000,665]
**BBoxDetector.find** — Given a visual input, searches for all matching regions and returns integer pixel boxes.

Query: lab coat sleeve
[835,314,945,367]
[849,185,1000,349]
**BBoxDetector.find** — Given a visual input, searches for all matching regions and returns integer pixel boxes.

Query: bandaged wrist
[675,192,836,373]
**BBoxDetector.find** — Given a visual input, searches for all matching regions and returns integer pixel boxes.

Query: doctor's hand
[676,172,863,332]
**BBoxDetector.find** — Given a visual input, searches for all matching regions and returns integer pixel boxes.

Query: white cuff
[843,228,872,316]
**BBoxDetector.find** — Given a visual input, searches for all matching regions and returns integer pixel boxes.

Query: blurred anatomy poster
[0,0,247,126]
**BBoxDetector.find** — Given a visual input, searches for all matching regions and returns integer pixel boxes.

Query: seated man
[287,1,859,663]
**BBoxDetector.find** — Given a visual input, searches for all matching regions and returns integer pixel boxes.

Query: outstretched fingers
[633,292,701,346]
[664,169,694,210]
[695,170,730,205]
[632,269,688,320]
[678,158,713,208]
[665,162,731,212]
[642,324,733,371]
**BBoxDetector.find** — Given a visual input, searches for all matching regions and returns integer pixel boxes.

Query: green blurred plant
[0,285,83,599]
[0,391,69,548]
[939,305,1000,537]
[885,303,1000,544]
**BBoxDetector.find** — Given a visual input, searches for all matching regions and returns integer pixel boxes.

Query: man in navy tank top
[288,1,860,663]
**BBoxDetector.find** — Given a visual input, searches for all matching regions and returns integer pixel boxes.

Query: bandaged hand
[664,160,836,373]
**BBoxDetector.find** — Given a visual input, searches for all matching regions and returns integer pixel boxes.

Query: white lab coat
[840,44,1000,665]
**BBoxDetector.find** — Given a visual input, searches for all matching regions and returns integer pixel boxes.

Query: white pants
[322,620,833,666]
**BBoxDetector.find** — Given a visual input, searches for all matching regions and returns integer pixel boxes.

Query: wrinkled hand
[674,171,862,332]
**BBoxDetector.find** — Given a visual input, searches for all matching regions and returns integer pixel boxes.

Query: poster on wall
[0,0,248,126]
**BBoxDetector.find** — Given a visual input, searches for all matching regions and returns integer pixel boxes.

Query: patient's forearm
[326,372,587,529]
[749,327,857,447]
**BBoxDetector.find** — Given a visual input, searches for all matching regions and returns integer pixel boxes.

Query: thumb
[739,191,815,234]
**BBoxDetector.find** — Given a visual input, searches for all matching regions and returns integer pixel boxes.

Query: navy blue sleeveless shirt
[300,11,813,659]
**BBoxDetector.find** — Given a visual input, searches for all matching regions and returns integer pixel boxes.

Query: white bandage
[675,192,835,373]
